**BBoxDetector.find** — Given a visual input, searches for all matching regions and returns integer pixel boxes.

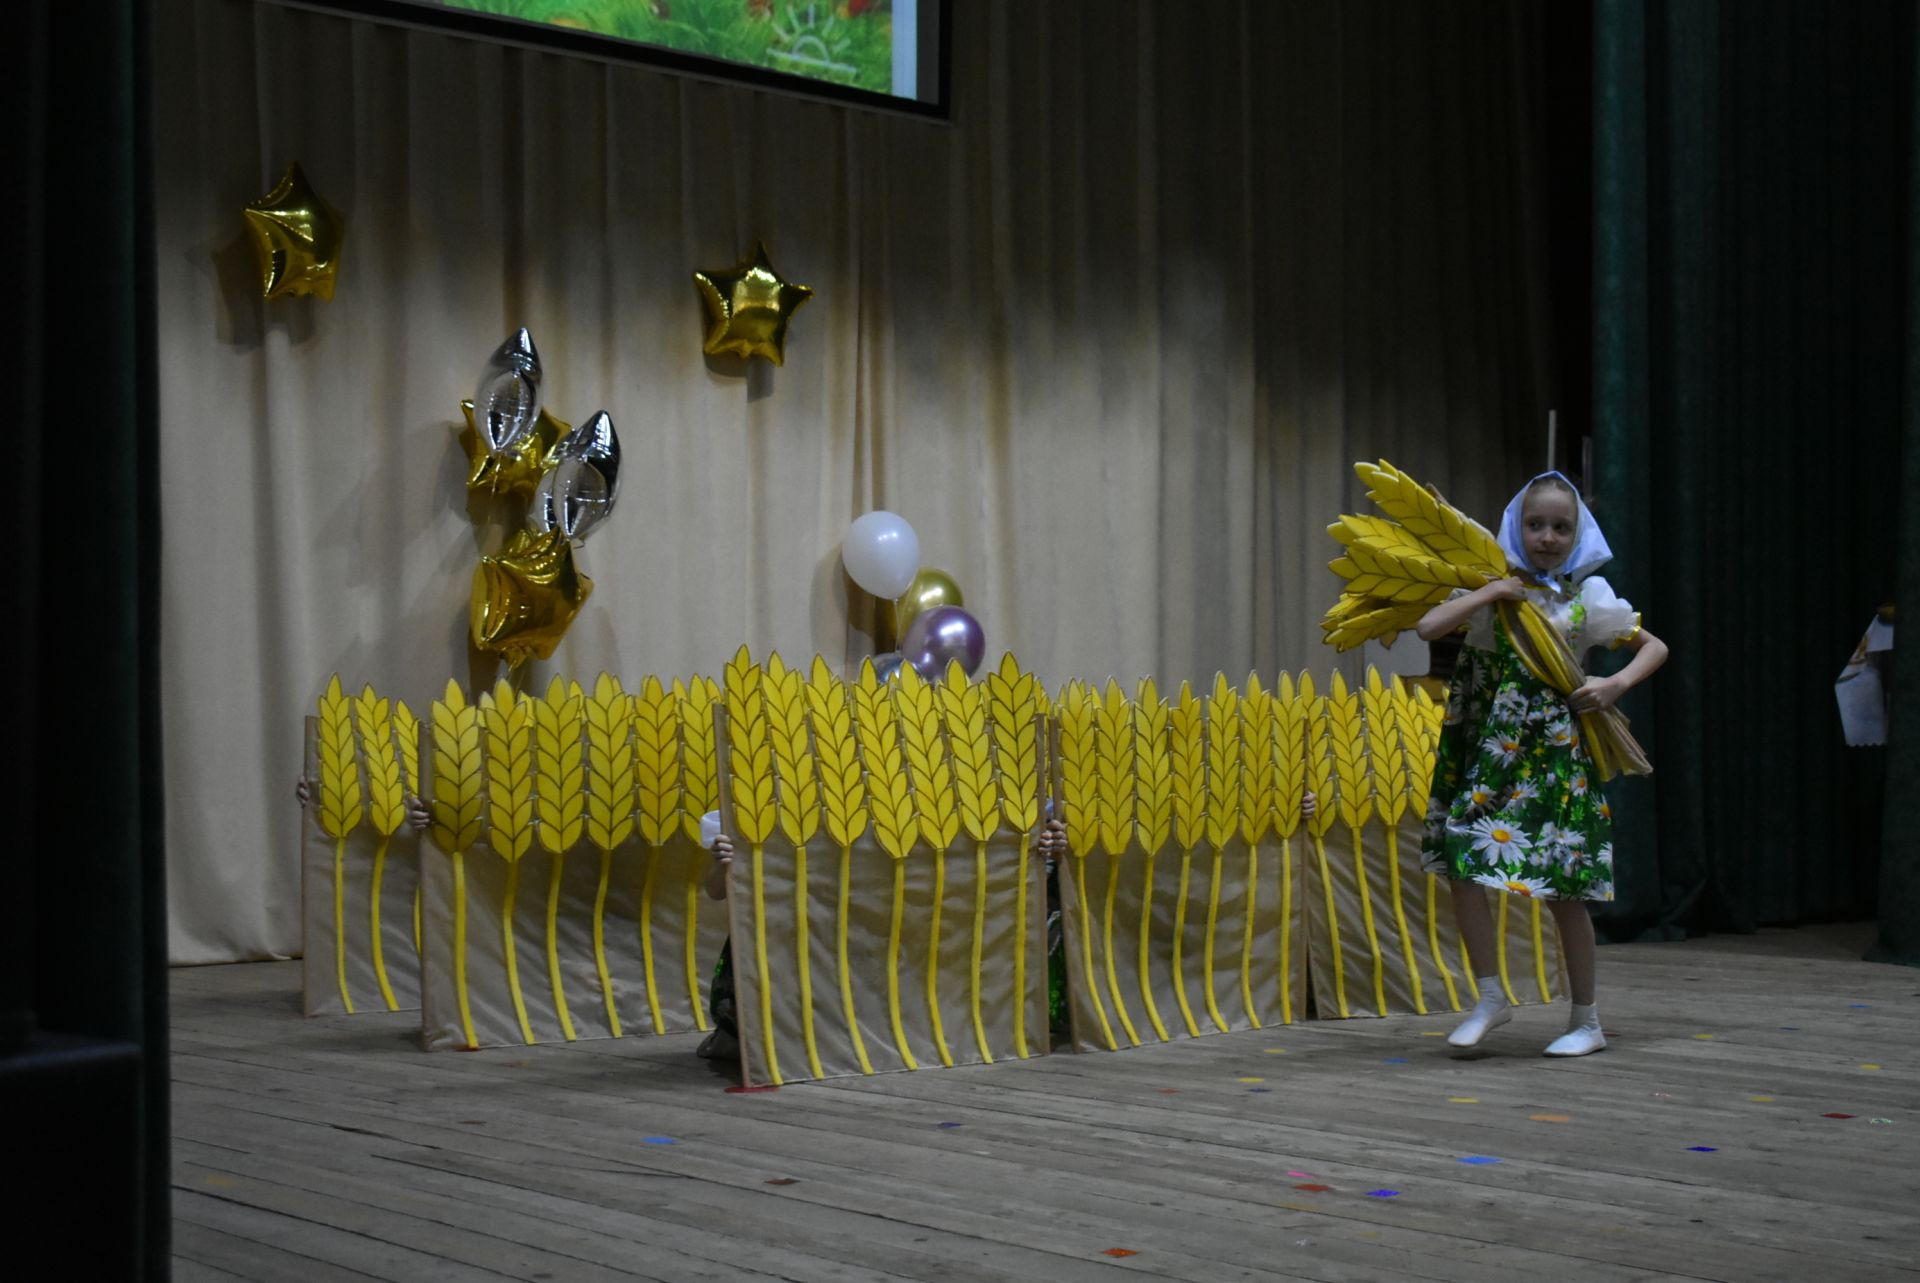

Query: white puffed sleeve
[1444,587,1499,652]
[1579,576,1641,650]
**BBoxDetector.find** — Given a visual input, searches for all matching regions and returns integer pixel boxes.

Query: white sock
[1544,1002,1606,1057]
[1446,977,1512,1048]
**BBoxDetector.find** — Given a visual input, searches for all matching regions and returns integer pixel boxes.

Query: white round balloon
[841,511,921,599]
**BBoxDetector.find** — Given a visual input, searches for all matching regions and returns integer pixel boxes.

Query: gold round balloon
[243,162,344,301]
[471,528,593,666]
[893,566,964,636]
[459,400,572,502]
[692,241,814,365]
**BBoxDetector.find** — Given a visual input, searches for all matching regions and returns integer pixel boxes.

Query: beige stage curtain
[154,0,1552,962]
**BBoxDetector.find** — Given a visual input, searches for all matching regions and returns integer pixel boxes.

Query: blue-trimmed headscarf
[1497,471,1613,587]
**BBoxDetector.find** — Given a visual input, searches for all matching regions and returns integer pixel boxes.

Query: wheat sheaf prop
[1323,459,1650,781]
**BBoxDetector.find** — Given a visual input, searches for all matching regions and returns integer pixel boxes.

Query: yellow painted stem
[1495,892,1521,1006]
[451,851,476,1048]
[926,850,954,1067]
[1101,857,1141,1046]
[333,837,354,1014]
[369,835,398,1011]
[1426,871,1462,1011]
[838,845,874,1074]
[1171,850,1200,1037]
[1240,842,1262,1029]
[1349,825,1389,1016]
[1076,863,1118,1050]
[1201,849,1228,1032]
[886,862,919,1069]
[546,853,577,1041]
[1313,833,1350,1018]
[639,850,664,1035]
[795,843,824,1079]
[750,842,781,1083]
[1384,828,1427,1015]
[686,875,709,1030]
[969,841,993,1064]
[1278,835,1294,1024]
[1012,834,1031,1058]
[1137,851,1169,1042]
[593,848,622,1038]
[502,859,534,1044]
[412,883,422,958]
[1531,899,1552,1001]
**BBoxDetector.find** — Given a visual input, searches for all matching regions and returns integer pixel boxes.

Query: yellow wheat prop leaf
[632,675,682,847]
[354,684,405,837]
[986,654,1040,832]
[1271,673,1307,836]
[895,665,960,852]
[764,654,822,848]
[807,660,869,849]
[1238,674,1276,845]
[939,665,999,842]
[583,673,636,851]
[1355,459,1506,576]
[1321,598,1435,652]
[1093,680,1136,857]
[316,675,364,839]
[1328,513,1433,560]
[1329,539,1487,596]
[676,676,721,842]
[392,698,421,797]
[853,661,918,860]
[1328,671,1372,830]
[429,680,483,854]
[1134,680,1173,855]
[534,675,586,854]
[1055,682,1099,858]
[1364,670,1411,826]
[481,683,535,863]
[1203,675,1241,851]
[1169,681,1206,850]
[1302,673,1338,839]
[723,648,778,847]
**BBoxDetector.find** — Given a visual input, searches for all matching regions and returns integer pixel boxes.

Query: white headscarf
[1497,470,1613,586]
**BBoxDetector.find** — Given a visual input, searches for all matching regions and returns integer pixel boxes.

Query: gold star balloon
[458,400,571,501]
[243,162,344,301]
[470,528,593,666]
[692,241,814,365]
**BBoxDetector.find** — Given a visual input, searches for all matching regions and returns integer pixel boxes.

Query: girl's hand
[1035,818,1067,859]
[1484,576,1528,603]
[711,833,735,861]
[295,776,313,807]
[406,795,432,834]
[1301,789,1317,819]
[1568,676,1622,714]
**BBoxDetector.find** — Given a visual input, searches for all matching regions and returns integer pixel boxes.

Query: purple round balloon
[901,605,986,679]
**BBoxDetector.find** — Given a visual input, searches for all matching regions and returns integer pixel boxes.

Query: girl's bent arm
[1569,627,1669,713]
[1416,577,1525,641]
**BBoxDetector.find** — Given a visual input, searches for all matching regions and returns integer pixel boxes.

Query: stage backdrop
[154,0,1556,963]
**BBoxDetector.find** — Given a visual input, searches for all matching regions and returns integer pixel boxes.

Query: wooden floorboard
[171,924,1920,1281]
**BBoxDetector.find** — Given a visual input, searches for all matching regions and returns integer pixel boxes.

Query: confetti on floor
[1458,1156,1502,1165]
[1530,1114,1571,1123]
[1287,1170,1315,1179]
[1366,1189,1400,1198]
[1383,1057,1409,1064]
[1871,1118,1894,1125]
[1686,1146,1718,1152]
[1850,1003,1874,1009]
[1237,1077,1266,1083]
[642,1137,677,1145]
[1294,1183,1332,1192]
[1249,1087,1272,1094]
[1157,1088,1181,1094]
[1748,1096,1775,1103]
[1102,1248,1139,1258]
[765,1178,798,1186]
[1822,1113,1856,1120]
[1264,1048,1289,1054]
[1420,1031,1446,1037]
[1448,1097,1479,1104]
[1693,1033,1716,1040]
[1779,1026,1800,1031]
[1860,1063,1882,1071]
[1652,1092,1675,1099]
[937,1122,964,1129]
[725,1085,779,1094]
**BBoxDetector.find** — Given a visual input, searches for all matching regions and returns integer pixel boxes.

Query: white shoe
[1544,1025,1607,1057]
[1447,1000,1512,1048]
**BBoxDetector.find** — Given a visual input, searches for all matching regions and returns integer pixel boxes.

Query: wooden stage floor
[171,924,1918,1282]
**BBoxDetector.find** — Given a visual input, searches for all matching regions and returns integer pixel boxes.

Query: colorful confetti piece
[1779,1026,1799,1031]
[725,1084,779,1094]
[1419,1030,1446,1037]
[1263,1047,1289,1055]
[1237,1077,1266,1084]
[1249,1087,1272,1094]
[1382,1057,1409,1064]
[1293,1183,1331,1192]
[765,1178,798,1186]
[1692,1033,1716,1040]
[1849,1003,1873,1009]
[1458,1156,1502,1165]
[1686,1146,1717,1152]
[1365,1189,1400,1198]
[1448,1097,1479,1104]
[1870,1118,1894,1125]
[1102,1248,1139,1258]
[642,1137,677,1145]
[937,1122,964,1129]
[1156,1088,1181,1095]
[1748,1095,1775,1103]
[1652,1092,1675,1099]
[1529,1114,1571,1123]
[1822,1113,1856,1120]
[1287,1170,1315,1179]
[1860,1064,1882,1071]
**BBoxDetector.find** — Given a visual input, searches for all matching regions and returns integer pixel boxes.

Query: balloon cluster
[841,511,986,681]
[463,329,623,667]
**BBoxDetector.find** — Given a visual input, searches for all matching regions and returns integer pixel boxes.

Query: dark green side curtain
[3,0,169,1272]
[1591,0,1920,958]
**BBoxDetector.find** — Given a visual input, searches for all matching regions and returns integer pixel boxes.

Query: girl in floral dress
[1416,473,1668,1057]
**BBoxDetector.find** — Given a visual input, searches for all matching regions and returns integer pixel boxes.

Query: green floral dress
[1419,579,1639,902]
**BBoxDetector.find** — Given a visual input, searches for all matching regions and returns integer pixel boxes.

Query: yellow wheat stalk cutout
[985,653,1041,1058]
[1363,669,1426,1015]
[316,676,365,1015]
[724,646,781,1084]
[940,662,1001,1064]
[1055,682,1116,1050]
[1167,681,1207,1037]
[1301,673,1349,1018]
[1092,680,1141,1047]
[896,664,960,1067]
[1201,675,1241,1033]
[809,658,874,1074]
[677,676,721,1029]
[533,676,586,1040]
[1237,675,1278,1028]
[353,684,405,1012]
[481,682,537,1043]
[583,674,636,1037]
[1328,671,1387,1016]
[1269,673,1306,1025]
[852,659,921,1069]
[1395,680,1460,1010]
[1132,679,1173,1043]
[765,654,825,1079]
[429,680,483,1048]
[632,675,681,1036]
[392,697,422,957]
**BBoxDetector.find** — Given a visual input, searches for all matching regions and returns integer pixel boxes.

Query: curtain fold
[156,0,1554,962]
[1593,0,1917,945]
